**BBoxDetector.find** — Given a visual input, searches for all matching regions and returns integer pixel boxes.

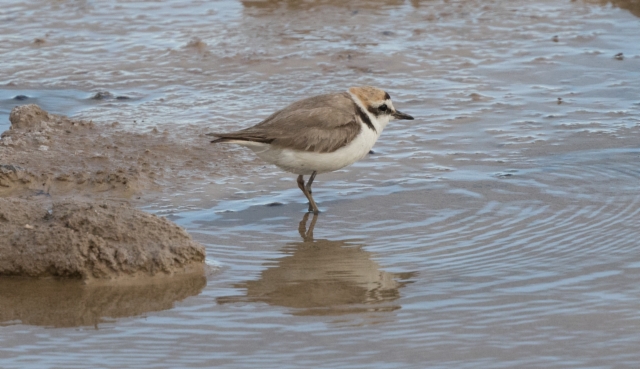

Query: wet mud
[0,104,249,199]
[0,198,205,280]
[0,105,211,281]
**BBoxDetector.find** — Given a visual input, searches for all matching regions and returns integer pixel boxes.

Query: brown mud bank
[0,104,246,198]
[0,105,231,281]
[0,198,205,280]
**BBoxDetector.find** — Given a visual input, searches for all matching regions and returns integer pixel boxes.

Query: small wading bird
[208,86,414,214]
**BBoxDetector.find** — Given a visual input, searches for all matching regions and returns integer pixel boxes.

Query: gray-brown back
[210,92,363,153]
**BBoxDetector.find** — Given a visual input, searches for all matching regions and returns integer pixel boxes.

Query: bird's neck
[347,92,388,136]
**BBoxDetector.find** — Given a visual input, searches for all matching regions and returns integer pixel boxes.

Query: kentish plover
[209,86,414,214]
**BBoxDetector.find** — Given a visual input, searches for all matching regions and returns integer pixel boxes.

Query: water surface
[1,0,640,367]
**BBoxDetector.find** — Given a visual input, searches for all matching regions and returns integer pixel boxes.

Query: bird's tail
[205,132,272,144]
[205,133,229,144]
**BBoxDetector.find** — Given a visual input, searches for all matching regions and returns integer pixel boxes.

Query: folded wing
[210,93,362,153]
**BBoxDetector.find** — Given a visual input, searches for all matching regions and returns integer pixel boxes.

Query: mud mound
[0,198,205,281]
[0,104,243,199]
[0,104,139,197]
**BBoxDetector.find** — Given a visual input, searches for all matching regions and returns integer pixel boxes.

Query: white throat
[347,91,390,135]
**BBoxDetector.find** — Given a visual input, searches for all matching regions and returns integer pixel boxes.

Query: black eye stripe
[367,103,390,116]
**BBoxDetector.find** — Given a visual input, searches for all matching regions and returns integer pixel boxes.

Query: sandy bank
[0,105,215,281]
[0,198,205,280]
[0,104,244,198]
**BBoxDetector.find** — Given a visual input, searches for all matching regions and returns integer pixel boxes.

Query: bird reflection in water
[217,213,416,316]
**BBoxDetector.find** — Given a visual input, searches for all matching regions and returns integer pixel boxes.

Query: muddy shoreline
[0,104,232,281]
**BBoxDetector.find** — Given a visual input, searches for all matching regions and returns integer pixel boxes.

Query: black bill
[392,110,414,120]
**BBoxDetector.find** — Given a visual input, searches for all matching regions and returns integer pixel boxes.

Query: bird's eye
[379,104,388,112]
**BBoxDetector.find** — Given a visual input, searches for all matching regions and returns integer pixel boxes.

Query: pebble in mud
[91,91,114,100]
[91,91,132,100]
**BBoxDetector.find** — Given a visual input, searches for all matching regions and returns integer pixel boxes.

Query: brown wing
[210,93,362,153]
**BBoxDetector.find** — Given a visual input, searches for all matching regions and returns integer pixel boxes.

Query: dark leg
[296,174,319,214]
[305,171,318,213]
[305,171,317,194]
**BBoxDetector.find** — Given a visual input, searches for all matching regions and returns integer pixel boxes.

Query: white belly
[236,125,380,175]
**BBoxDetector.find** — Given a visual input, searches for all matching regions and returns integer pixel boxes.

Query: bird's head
[348,86,414,121]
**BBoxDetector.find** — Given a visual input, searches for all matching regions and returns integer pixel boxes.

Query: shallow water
[2,0,640,367]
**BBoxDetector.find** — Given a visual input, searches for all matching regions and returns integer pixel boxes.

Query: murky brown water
[2,0,640,367]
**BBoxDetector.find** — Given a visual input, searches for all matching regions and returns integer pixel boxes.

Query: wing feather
[210,93,362,153]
